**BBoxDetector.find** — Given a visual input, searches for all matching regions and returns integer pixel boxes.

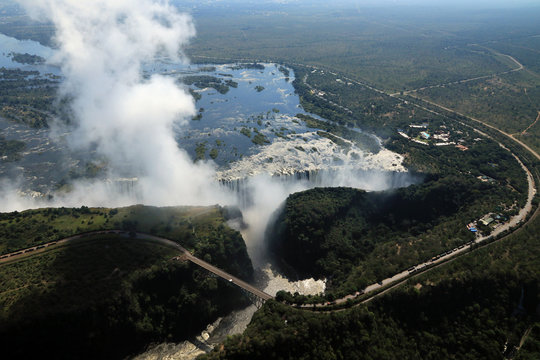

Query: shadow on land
[0,233,251,359]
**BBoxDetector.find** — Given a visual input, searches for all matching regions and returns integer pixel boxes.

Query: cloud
[3,0,419,267]
[13,0,233,208]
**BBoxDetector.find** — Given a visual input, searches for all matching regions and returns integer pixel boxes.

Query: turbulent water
[1,34,417,359]
[134,265,326,360]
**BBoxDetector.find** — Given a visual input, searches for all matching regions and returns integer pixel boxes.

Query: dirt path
[390,45,525,96]
[521,111,540,136]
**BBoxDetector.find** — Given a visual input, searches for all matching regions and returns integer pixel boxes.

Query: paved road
[0,230,273,302]
[3,56,536,312]
[291,60,538,310]
[192,57,539,310]
[135,233,273,301]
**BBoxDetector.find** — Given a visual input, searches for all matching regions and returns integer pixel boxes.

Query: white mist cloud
[1,1,418,270]
[13,0,233,207]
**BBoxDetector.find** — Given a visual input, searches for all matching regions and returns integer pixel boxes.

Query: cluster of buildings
[467,212,509,235]
[397,122,472,150]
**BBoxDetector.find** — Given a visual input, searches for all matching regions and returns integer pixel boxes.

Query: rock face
[133,342,205,360]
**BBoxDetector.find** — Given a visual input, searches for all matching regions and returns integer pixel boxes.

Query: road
[1,55,537,312]
[390,45,525,97]
[291,57,538,310]
[0,230,273,302]
[136,233,273,301]
[521,111,540,136]
[406,95,540,161]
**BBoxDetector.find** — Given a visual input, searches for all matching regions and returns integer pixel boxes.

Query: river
[0,34,417,359]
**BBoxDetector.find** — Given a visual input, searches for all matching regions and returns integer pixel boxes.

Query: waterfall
[219,168,421,209]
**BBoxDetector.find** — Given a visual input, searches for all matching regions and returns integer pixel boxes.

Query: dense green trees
[202,212,540,360]
[268,176,522,295]
[0,205,255,359]
[183,75,234,94]
[0,205,254,282]
[0,238,249,359]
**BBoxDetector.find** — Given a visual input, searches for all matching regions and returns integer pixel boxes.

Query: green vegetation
[240,127,251,138]
[416,70,540,154]
[0,68,57,128]
[0,205,254,358]
[0,135,25,161]
[189,5,525,91]
[291,65,427,138]
[228,63,265,71]
[202,203,540,360]
[278,65,290,77]
[251,129,270,145]
[9,52,45,65]
[195,141,207,160]
[316,131,350,151]
[199,66,217,72]
[0,236,249,359]
[209,148,219,159]
[517,324,540,360]
[1,4,539,359]
[297,113,380,153]
[254,85,265,92]
[268,178,523,296]
[0,205,253,279]
[225,79,238,88]
[183,75,233,95]
[189,88,202,101]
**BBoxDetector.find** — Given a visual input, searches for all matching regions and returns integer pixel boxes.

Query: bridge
[0,230,273,307]
[133,232,273,307]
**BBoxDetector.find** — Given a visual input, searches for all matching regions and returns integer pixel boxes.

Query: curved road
[290,57,538,310]
[389,45,525,97]
[0,230,273,302]
[1,55,537,312]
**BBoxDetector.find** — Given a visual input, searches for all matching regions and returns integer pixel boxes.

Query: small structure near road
[480,215,495,226]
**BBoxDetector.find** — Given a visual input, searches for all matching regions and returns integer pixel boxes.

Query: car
[229,278,233,282]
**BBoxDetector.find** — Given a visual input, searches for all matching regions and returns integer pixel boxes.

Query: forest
[267,174,524,297]
[0,205,254,359]
[202,205,540,360]
[0,205,254,281]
